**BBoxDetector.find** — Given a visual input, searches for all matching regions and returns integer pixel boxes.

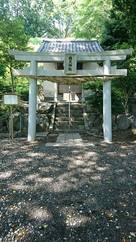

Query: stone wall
[0,102,55,137]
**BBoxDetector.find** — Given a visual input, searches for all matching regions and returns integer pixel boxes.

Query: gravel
[0,135,136,242]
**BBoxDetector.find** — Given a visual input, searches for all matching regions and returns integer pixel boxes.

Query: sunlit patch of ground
[0,136,136,241]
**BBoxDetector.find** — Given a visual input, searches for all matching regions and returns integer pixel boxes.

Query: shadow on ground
[0,136,136,242]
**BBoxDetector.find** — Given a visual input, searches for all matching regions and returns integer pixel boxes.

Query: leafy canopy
[73,0,112,41]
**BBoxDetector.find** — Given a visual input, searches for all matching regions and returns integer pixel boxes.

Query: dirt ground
[0,131,136,242]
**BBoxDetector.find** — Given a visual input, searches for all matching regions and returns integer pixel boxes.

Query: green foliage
[84,81,103,113]
[0,0,60,38]
[53,0,78,37]
[0,76,29,101]
[112,77,136,113]
[29,38,42,46]
[112,0,136,45]
[0,18,29,90]
[0,18,28,53]
[20,0,56,37]
[102,1,136,113]
[15,79,29,101]
[102,1,136,48]
[0,103,9,121]
[0,64,6,77]
[84,80,125,115]
[73,0,112,41]
[0,81,12,99]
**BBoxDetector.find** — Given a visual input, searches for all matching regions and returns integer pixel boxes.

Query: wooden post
[28,61,37,142]
[68,85,71,126]
[81,84,85,104]
[103,59,112,142]
[9,106,14,140]
[54,83,58,102]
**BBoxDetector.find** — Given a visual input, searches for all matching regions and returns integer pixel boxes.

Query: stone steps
[54,102,85,132]
[55,124,84,130]
[55,117,84,122]
[55,128,85,133]
[56,104,83,116]
[56,120,84,126]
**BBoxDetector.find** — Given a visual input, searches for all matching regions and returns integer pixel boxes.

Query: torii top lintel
[9,39,133,83]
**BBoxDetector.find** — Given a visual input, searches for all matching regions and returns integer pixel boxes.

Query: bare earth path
[0,135,136,242]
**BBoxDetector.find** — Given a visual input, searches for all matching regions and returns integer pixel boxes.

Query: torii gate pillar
[28,61,37,142]
[103,60,112,142]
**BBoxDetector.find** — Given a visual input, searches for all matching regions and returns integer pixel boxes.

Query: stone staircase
[54,102,85,132]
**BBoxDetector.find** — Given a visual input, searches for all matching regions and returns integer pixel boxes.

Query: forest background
[0,0,136,115]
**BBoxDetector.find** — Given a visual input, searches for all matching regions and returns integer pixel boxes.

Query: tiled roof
[38,39,103,53]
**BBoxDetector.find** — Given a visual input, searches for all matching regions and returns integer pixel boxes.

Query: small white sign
[64,54,77,75]
[4,94,18,105]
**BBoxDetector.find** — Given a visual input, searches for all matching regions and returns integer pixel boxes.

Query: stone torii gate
[9,40,132,142]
